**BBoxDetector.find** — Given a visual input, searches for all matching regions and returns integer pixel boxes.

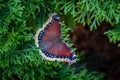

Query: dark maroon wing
[38,14,61,46]
[41,42,76,63]
[35,13,76,63]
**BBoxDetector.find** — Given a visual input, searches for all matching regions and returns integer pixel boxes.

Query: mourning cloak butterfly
[34,13,76,64]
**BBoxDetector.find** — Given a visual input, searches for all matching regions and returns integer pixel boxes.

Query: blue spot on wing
[38,30,45,46]
[41,49,75,61]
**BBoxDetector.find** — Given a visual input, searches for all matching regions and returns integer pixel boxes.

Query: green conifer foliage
[53,0,120,46]
[0,0,107,80]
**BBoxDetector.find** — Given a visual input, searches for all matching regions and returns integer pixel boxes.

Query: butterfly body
[34,13,76,63]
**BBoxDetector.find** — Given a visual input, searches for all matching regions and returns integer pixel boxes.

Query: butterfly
[34,13,76,64]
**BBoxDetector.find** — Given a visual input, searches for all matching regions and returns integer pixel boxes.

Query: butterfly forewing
[41,20,61,45]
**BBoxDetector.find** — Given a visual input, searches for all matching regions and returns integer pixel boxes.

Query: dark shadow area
[70,21,120,80]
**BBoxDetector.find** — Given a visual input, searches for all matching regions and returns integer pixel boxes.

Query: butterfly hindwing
[40,42,76,62]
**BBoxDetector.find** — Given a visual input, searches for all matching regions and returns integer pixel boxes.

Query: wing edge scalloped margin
[39,50,76,64]
[34,13,58,47]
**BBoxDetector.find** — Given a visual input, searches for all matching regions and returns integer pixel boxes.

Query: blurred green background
[0,0,120,80]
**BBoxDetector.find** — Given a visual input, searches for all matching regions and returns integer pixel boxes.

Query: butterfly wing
[34,13,76,63]
[34,13,61,47]
[40,42,76,63]
[41,20,61,46]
